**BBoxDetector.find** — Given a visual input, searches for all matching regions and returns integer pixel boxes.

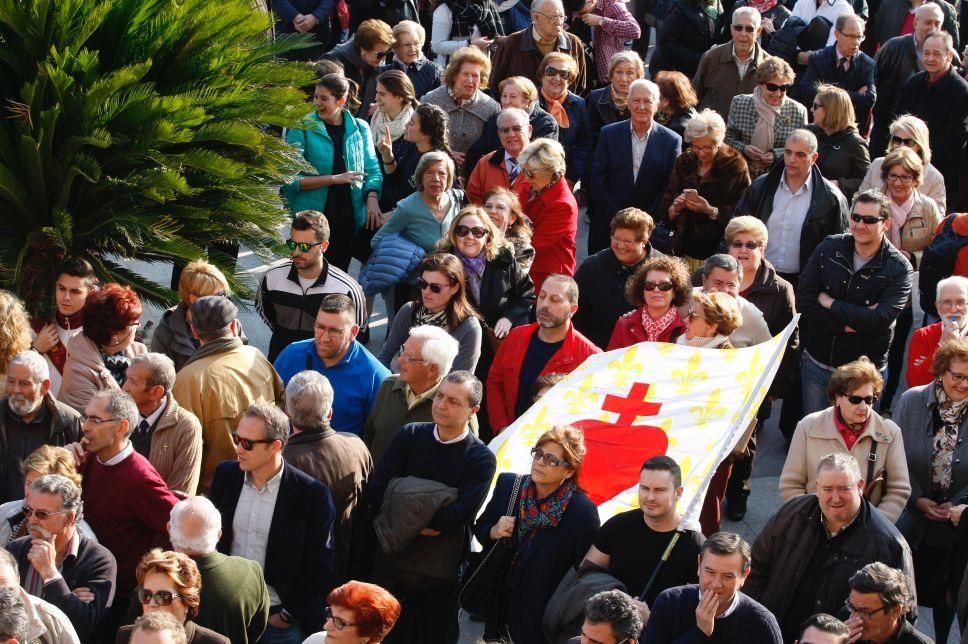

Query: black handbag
[458,474,524,615]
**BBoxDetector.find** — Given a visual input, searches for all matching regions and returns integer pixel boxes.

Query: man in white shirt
[792,0,855,57]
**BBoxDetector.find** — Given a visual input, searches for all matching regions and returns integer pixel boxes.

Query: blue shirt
[274,339,390,436]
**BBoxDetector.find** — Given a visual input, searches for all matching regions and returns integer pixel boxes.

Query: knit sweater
[190,552,270,644]
[642,585,782,643]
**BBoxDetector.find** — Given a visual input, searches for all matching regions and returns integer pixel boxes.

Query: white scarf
[370,103,415,147]
[676,333,730,348]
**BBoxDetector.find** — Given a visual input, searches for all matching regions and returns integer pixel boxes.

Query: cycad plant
[0,0,316,315]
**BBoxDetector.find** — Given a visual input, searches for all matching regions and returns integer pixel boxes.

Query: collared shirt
[821,507,860,538]
[405,383,438,410]
[433,424,470,444]
[231,464,284,606]
[765,172,813,273]
[98,441,134,466]
[732,43,754,80]
[132,398,168,457]
[792,0,852,45]
[698,587,743,619]
[504,150,519,178]
[630,121,653,181]
[25,531,81,593]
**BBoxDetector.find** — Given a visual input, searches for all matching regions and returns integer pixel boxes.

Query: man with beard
[0,351,79,503]
[487,274,600,433]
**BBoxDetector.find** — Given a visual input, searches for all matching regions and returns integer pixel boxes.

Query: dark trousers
[881,305,914,412]
[383,581,460,644]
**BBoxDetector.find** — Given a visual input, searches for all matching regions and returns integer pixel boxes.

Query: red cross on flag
[486,316,799,526]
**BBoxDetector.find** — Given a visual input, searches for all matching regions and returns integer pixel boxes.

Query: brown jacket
[490,28,590,97]
[148,393,203,496]
[692,41,768,121]
[60,335,147,412]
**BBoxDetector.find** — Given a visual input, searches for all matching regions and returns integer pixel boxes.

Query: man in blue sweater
[642,532,782,643]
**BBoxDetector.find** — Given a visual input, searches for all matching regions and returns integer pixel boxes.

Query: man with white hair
[589,79,682,254]
[489,0,590,95]
[906,276,968,386]
[1,351,80,503]
[693,7,769,119]
[122,353,203,495]
[363,325,463,462]
[130,612,187,644]
[467,107,533,204]
[167,496,269,644]
[283,370,373,585]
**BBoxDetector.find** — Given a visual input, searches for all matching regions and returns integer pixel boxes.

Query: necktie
[839,56,851,73]
[138,419,150,434]
[508,157,520,185]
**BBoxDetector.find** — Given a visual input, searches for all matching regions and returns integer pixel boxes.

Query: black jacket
[744,260,799,395]
[735,162,848,272]
[745,494,916,637]
[466,245,535,328]
[0,395,79,504]
[209,460,336,633]
[573,245,663,349]
[808,124,870,201]
[797,233,912,369]
[464,104,559,174]
[652,0,717,77]
[871,34,918,155]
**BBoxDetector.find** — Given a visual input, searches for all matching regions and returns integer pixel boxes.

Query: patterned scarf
[371,103,415,147]
[457,251,487,303]
[512,478,575,567]
[750,84,781,171]
[413,305,449,328]
[611,88,629,113]
[932,379,968,497]
[747,0,778,13]
[541,89,571,128]
[101,350,131,387]
[640,307,681,342]
[449,0,505,39]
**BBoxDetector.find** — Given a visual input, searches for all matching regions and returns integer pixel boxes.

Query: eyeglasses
[731,24,756,32]
[325,607,358,631]
[730,240,760,250]
[947,369,968,384]
[644,280,675,292]
[890,135,916,147]
[230,432,277,451]
[417,277,451,294]
[499,125,525,134]
[611,235,642,247]
[397,346,426,363]
[844,600,888,620]
[544,66,571,79]
[138,588,183,606]
[686,310,706,321]
[812,102,824,109]
[286,239,325,253]
[455,225,488,239]
[843,394,877,405]
[397,41,420,50]
[22,504,65,521]
[850,213,886,225]
[837,29,865,40]
[887,173,914,184]
[81,415,121,425]
[531,446,570,468]
[764,82,792,92]
[691,143,718,153]
[537,12,566,22]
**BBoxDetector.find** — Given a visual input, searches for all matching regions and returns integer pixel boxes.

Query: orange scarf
[541,89,571,128]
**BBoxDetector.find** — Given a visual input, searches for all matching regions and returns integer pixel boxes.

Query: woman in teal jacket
[283,73,383,271]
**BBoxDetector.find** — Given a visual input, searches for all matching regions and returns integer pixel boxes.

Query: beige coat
[59,335,147,412]
[780,406,911,522]
[149,393,204,496]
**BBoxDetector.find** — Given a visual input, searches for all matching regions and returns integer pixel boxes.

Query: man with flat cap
[172,296,285,493]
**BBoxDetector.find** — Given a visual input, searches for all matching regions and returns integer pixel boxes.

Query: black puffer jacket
[797,233,912,369]
[466,245,535,329]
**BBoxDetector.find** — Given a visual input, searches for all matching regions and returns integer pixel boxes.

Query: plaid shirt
[591,0,642,79]
[724,94,807,171]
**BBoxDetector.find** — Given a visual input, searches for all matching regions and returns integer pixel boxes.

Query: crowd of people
[2,0,968,641]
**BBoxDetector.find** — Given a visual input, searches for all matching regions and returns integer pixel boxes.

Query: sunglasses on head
[764,82,792,92]
[286,239,324,253]
[644,280,675,292]
[544,66,570,79]
[844,394,877,405]
[417,277,451,294]
[138,588,182,606]
[851,213,885,225]
[890,135,916,147]
[231,432,276,451]
[732,24,756,32]
[730,240,760,250]
[455,224,488,239]
[22,504,65,521]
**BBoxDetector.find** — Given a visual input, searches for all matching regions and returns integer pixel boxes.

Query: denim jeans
[258,622,305,644]
[801,352,836,418]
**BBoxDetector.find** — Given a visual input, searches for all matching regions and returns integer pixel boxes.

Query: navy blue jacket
[588,120,682,251]
[271,0,335,47]
[798,45,876,128]
[378,57,443,100]
[538,92,594,183]
[209,460,336,633]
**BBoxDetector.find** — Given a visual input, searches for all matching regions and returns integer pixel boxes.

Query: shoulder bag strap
[863,439,879,500]
[506,474,524,515]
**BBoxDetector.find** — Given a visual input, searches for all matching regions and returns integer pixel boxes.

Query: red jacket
[906,321,943,387]
[487,322,601,432]
[944,213,968,278]
[606,308,687,350]
[515,177,578,293]
[467,150,531,205]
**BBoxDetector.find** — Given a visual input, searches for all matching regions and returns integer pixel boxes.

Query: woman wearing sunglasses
[117,549,228,643]
[322,19,395,117]
[807,85,870,202]
[779,357,910,523]
[473,425,600,643]
[607,255,691,350]
[536,52,592,188]
[725,56,807,177]
[301,581,401,643]
[377,253,482,372]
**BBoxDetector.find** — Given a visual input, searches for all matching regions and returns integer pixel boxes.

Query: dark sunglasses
[764,82,792,92]
[417,277,451,294]
[731,24,756,32]
[455,225,488,239]
[890,135,916,147]
[544,66,571,79]
[375,50,390,59]
[22,504,65,521]
[843,394,877,405]
[231,432,277,450]
[286,239,324,253]
[644,280,675,292]
[522,167,537,179]
[531,446,569,468]
[850,213,885,225]
[730,240,760,250]
[138,588,182,606]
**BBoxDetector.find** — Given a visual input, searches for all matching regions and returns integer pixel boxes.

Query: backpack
[919,214,968,317]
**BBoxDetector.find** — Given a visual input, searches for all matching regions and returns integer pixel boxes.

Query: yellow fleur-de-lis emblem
[689,388,727,429]
[734,348,763,400]
[563,374,600,414]
[671,351,707,395]
[656,342,677,356]
[607,346,643,388]
[516,402,552,447]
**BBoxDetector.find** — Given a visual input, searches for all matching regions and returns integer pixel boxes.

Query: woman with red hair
[60,283,146,412]
[302,581,401,643]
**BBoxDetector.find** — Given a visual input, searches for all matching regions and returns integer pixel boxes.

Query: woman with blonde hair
[587,51,646,147]
[382,20,443,98]
[537,52,593,186]
[0,291,31,375]
[808,84,870,200]
[474,425,600,642]
[482,187,534,270]
[860,114,947,213]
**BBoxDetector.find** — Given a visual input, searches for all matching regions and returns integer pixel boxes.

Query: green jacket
[283,109,382,230]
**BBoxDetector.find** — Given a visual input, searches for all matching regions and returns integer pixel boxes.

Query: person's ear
[151,384,166,401]
[40,379,52,397]
[349,324,360,341]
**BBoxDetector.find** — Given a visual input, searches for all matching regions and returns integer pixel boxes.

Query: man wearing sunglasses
[209,403,336,643]
[5,475,115,642]
[0,549,79,643]
[797,189,912,417]
[259,210,367,362]
[693,7,768,120]
[467,108,533,204]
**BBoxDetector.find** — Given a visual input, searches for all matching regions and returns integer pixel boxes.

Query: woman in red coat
[608,255,691,350]
[515,139,578,293]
